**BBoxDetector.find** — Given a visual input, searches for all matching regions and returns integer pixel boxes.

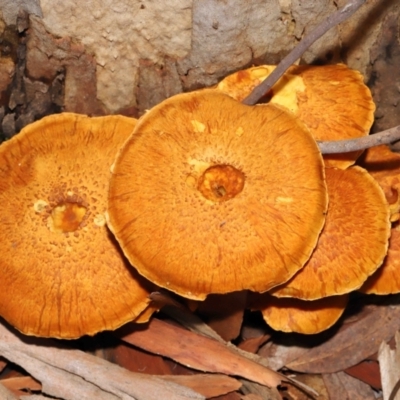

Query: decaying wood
[0,322,204,400]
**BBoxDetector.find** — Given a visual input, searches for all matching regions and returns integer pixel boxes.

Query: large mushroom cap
[107,90,328,300]
[217,64,375,169]
[270,166,391,300]
[0,113,154,338]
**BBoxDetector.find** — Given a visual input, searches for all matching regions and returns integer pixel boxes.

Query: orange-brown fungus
[0,113,155,338]
[249,292,349,334]
[358,146,400,294]
[217,64,375,169]
[360,223,400,295]
[270,166,390,300]
[107,90,328,300]
[359,145,400,210]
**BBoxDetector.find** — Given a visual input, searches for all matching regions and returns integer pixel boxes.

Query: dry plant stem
[242,0,366,105]
[319,125,400,154]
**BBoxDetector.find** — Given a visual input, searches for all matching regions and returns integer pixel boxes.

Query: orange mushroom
[360,224,400,295]
[216,64,375,169]
[107,90,328,300]
[270,166,390,300]
[359,145,400,219]
[249,293,349,335]
[0,113,155,338]
[358,145,400,294]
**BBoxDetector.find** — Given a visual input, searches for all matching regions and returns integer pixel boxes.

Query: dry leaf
[322,371,376,400]
[0,322,204,400]
[212,393,242,400]
[105,342,173,374]
[344,360,381,390]
[0,376,41,396]
[378,331,400,400]
[195,292,247,341]
[278,374,328,400]
[118,318,283,387]
[238,335,271,354]
[261,298,400,373]
[0,358,7,374]
[240,394,264,400]
[0,382,18,400]
[159,374,241,398]
[240,379,282,400]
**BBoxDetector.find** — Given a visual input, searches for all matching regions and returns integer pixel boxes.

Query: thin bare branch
[318,125,400,154]
[242,0,366,105]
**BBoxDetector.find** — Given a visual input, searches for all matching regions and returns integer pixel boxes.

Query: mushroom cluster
[105,61,391,334]
[0,63,395,338]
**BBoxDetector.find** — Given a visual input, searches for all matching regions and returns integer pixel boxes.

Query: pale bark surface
[1,0,398,125]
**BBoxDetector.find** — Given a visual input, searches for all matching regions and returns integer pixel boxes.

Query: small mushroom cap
[217,64,375,169]
[359,145,400,200]
[270,166,391,300]
[359,146,400,294]
[360,224,400,295]
[107,90,328,300]
[249,293,349,334]
[0,113,155,338]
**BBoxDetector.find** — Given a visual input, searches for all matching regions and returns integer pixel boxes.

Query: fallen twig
[242,0,366,105]
[318,125,400,154]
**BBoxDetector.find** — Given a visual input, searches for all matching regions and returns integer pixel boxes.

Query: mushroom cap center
[48,202,87,233]
[197,164,245,202]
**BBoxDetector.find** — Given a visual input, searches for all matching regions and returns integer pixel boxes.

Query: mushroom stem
[318,125,400,154]
[242,0,366,106]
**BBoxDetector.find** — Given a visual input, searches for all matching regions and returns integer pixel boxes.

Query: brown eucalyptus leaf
[0,359,7,374]
[213,393,242,400]
[240,379,282,400]
[118,318,283,387]
[269,298,400,373]
[195,292,247,342]
[0,382,18,400]
[159,374,241,398]
[0,376,41,396]
[238,335,271,354]
[105,342,173,374]
[322,371,376,400]
[344,360,381,390]
[240,394,264,400]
